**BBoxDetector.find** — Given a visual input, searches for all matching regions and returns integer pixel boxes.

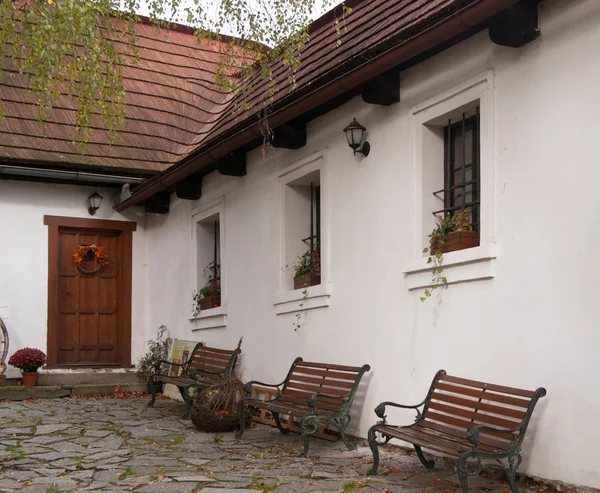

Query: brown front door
[45,216,136,367]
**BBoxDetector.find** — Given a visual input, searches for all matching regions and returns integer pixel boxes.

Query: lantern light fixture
[343,118,370,156]
[88,190,103,215]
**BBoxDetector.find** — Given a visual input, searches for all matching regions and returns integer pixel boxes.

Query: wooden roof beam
[175,173,203,200]
[144,192,170,214]
[271,122,307,149]
[218,152,246,177]
[489,0,540,48]
[362,70,400,106]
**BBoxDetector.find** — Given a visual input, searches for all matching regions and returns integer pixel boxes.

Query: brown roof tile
[0,20,238,173]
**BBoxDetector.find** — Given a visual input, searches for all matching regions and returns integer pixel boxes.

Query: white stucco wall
[10,3,600,488]
[0,180,149,376]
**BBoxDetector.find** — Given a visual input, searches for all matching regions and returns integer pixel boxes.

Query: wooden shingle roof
[0,20,240,174]
[1,0,518,191]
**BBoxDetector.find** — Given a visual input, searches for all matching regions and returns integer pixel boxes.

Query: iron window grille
[433,109,481,236]
[301,182,321,255]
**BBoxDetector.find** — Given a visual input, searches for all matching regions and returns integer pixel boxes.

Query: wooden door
[45,216,135,368]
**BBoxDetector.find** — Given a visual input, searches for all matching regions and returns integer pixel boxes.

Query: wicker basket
[190,376,251,433]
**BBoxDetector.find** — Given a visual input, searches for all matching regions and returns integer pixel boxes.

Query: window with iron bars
[433,109,480,236]
[302,183,321,257]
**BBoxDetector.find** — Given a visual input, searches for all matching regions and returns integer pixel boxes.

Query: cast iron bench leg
[335,416,356,451]
[414,445,435,469]
[235,400,247,439]
[506,454,523,493]
[367,425,380,475]
[272,413,290,435]
[147,377,157,408]
[181,386,195,419]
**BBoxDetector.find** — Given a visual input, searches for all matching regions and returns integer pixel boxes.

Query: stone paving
[0,396,531,493]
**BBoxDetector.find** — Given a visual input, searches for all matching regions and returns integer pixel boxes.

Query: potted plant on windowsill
[293,249,321,290]
[193,261,221,314]
[8,348,46,386]
[421,208,478,302]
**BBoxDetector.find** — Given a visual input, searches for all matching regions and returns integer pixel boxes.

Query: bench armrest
[153,359,184,373]
[306,392,348,410]
[466,424,519,449]
[243,380,285,397]
[374,400,427,424]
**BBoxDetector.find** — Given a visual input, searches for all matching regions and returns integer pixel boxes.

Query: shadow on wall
[519,396,549,472]
[351,370,374,435]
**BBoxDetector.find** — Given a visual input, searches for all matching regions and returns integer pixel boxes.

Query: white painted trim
[409,70,495,258]
[404,244,498,290]
[191,196,226,325]
[278,151,330,292]
[274,283,333,315]
[189,306,227,330]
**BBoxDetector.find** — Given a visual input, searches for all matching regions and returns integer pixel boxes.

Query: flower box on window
[293,249,321,291]
[199,295,221,310]
[430,231,479,255]
[293,273,321,290]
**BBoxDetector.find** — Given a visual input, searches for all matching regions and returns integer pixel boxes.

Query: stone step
[38,370,140,386]
[0,383,146,401]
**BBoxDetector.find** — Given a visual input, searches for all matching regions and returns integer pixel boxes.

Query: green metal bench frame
[148,342,241,418]
[367,370,546,493]
[236,357,370,457]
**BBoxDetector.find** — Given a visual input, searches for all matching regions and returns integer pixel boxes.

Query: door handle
[65,289,71,295]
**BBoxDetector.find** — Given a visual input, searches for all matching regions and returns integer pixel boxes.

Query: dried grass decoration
[190,375,251,433]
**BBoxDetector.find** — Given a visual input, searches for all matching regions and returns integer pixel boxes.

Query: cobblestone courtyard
[0,397,531,493]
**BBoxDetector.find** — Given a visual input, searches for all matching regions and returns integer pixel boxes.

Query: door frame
[44,215,137,368]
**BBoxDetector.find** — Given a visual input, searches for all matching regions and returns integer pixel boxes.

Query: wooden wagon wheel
[0,317,9,375]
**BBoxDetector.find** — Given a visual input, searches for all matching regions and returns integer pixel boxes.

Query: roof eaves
[115,0,519,212]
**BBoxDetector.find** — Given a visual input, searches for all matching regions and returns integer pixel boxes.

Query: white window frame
[189,197,227,329]
[404,71,498,290]
[274,151,332,315]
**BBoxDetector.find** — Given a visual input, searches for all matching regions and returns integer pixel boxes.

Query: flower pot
[294,272,321,290]
[22,372,39,387]
[199,296,221,310]
[431,231,479,255]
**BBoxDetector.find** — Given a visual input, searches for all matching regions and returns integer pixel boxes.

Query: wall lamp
[88,190,103,215]
[343,118,370,156]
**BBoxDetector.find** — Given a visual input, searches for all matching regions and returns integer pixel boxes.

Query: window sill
[189,306,227,330]
[403,244,498,290]
[274,283,333,315]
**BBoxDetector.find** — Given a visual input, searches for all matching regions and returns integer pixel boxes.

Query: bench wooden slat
[190,359,230,369]
[197,346,239,355]
[374,425,478,457]
[291,366,363,381]
[244,398,334,418]
[295,360,363,373]
[285,380,349,397]
[287,373,355,389]
[427,401,522,429]
[422,410,514,446]
[417,418,511,452]
[435,382,531,408]
[439,374,535,398]
[430,390,527,420]
[193,350,232,361]
[279,390,343,412]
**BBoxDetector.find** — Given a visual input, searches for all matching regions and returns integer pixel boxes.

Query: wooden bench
[148,343,241,418]
[237,357,370,457]
[367,370,546,493]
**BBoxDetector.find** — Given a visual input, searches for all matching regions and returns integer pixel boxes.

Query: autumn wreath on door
[73,244,109,275]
